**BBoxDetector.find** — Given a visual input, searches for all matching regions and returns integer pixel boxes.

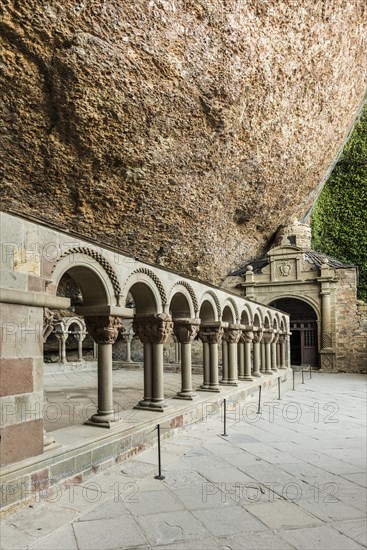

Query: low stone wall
[335,269,367,373]
[0,370,290,513]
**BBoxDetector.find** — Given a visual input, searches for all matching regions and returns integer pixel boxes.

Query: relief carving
[85,315,124,344]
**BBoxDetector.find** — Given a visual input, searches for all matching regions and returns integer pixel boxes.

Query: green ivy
[311,103,367,301]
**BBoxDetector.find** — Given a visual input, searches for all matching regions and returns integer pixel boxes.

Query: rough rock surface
[1,1,366,283]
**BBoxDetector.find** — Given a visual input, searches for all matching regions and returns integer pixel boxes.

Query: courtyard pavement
[1,373,366,550]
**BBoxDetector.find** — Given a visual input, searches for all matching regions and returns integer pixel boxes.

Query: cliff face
[1,1,366,283]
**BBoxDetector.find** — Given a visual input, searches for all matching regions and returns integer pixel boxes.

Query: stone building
[0,212,291,508]
[223,221,367,373]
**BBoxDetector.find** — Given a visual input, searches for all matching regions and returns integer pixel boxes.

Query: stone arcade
[0,212,291,508]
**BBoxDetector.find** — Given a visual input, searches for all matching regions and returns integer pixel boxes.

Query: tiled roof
[229,251,355,276]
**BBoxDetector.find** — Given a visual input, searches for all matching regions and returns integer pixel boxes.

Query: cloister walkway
[1,373,366,550]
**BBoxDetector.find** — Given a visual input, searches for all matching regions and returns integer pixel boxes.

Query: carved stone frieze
[133,313,173,344]
[173,318,200,344]
[85,315,124,344]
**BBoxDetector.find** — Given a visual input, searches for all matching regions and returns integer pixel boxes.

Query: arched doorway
[269,298,318,368]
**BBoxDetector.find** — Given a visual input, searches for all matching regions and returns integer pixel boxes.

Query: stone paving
[1,373,366,550]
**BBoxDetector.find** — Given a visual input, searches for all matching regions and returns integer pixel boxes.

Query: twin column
[133,314,173,411]
[84,315,124,427]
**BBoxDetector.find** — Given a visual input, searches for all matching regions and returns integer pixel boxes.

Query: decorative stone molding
[57,247,121,301]
[206,291,222,318]
[321,331,333,349]
[173,281,199,314]
[84,316,124,344]
[173,318,201,344]
[131,268,167,306]
[133,313,173,344]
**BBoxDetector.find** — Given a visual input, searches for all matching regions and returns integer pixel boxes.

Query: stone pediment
[267,245,302,282]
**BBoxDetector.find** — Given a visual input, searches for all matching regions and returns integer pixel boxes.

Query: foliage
[311,103,367,301]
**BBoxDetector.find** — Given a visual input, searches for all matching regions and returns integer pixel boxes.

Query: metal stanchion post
[310,366,312,379]
[278,377,281,400]
[292,368,295,390]
[257,385,262,415]
[154,424,165,480]
[301,369,305,384]
[222,398,228,436]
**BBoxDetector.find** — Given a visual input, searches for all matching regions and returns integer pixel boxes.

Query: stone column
[260,340,266,373]
[74,330,86,362]
[238,340,245,380]
[321,287,332,350]
[84,315,124,427]
[278,332,286,369]
[198,323,224,392]
[122,329,134,363]
[55,330,68,363]
[271,330,279,372]
[223,325,242,386]
[221,340,229,384]
[262,329,274,375]
[174,341,181,363]
[241,328,254,381]
[133,313,173,411]
[173,318,200,400]
[201,341,210,390]
[252,328,263,377]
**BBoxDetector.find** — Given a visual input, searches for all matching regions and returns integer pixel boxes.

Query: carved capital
[198,324,224,344]
[84,315,124,344]
[133,313,173,344]
[241,329,254,344]
[252,327,263,344]
[262,328,274,344]
[278,333,286,344]
[43,308,56,343]
[223,325,242,344]
[173,318,200,344]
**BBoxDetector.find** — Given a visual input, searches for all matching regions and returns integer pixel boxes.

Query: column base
[252,372,262,378]
[197,386,221,393]
[226,381,239,386]
[85,414,117,428]
[271,368,278,372]
[243,376,254,381]
[220,380,229,385]
[134,403,167,412]
[173,392,198,401]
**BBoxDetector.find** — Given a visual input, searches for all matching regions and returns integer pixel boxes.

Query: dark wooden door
[291,321,317,367]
